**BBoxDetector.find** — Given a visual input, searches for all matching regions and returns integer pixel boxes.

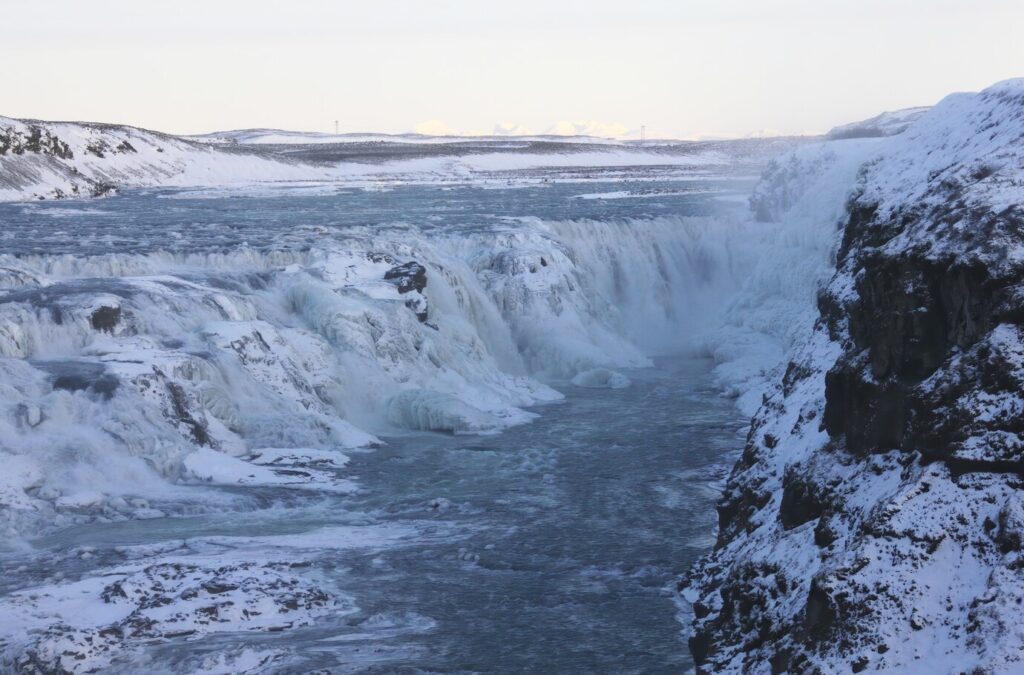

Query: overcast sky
[3,0,1022,138]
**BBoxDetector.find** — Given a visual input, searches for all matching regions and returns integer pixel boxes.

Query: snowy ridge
[684,79,1024,673]
[825,106,930,140]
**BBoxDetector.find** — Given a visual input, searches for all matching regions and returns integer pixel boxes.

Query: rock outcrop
[684,80,1024,673]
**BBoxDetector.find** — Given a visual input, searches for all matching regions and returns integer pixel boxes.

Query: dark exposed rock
[86,140,108,158]
[90,182,117,198]
[803,576,838,641]
[384,261,429,322]
[90,305,121,332]
[779,466,834,530]
[384,261,428,295]
[166,380,212,446]
[994,496,1024,553]
[366,252,396,264]
[0,124,73,159]
[38,361,120,400]
[814,515,839,548]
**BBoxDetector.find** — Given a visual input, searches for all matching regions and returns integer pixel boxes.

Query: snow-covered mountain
[683,79,1024,673]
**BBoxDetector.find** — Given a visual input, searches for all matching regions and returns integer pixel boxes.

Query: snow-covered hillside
[0,117,338,202]
[684,79,1024,673]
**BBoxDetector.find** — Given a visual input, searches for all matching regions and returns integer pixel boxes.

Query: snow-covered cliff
[684,80,1024,673]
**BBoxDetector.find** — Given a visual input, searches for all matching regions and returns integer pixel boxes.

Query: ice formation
[0,206,789,545]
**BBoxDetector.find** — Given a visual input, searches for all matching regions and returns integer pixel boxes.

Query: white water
[0,208,773,543]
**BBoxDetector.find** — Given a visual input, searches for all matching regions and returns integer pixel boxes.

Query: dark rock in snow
[384,261,428,295]
[384,261,429,322]
[90,305,121,332]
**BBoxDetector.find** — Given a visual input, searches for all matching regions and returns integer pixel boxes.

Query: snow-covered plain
[1,115,781,204]
[188,128,631,146]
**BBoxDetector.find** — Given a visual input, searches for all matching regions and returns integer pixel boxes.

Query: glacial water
[0,173,758,673]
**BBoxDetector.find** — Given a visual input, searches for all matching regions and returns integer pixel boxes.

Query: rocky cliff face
[684,80,1024,673]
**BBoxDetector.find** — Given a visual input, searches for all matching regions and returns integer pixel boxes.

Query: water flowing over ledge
[0,210,779,539]
[0,152,861,670]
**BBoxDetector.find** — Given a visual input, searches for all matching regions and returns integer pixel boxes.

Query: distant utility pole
[640,125,646,145]
[334,120,339,135]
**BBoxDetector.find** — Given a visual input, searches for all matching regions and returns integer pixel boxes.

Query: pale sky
[3,0,1022,138]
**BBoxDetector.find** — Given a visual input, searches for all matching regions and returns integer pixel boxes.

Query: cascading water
[0,162,862,672]
[0,208,761,532]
